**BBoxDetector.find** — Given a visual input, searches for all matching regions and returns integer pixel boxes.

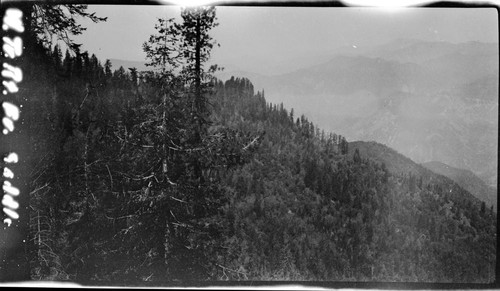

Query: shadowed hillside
[423,161,497,211]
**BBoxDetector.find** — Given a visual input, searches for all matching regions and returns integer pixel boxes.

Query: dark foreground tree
[111,7,262,281]
[26,4,107,51]
[1,3,106,282]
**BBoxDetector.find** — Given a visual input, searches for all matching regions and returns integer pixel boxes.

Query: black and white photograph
[0,0,498,287]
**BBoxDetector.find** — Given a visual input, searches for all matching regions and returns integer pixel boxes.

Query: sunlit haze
[74,6,497,75]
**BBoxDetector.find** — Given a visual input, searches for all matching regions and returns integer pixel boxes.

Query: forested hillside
[23,48,496,283]
[422,161,497,211]
[238,39,498,188]
[210,79,496,282]
[6,4,496,285]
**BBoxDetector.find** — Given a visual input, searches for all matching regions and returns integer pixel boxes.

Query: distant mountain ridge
[111,39,498,188]
[422,161,497,210]
[349,141,482,207]
[364,39,498,65]
[219,39,498,188]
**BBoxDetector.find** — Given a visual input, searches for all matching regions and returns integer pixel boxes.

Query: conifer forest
[0,3,497,285]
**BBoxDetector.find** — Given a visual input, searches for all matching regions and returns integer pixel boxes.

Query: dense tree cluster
[209,78,496,282]
[23,7,259,283]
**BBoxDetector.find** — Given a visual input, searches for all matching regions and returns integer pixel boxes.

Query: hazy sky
[74,6,498,74]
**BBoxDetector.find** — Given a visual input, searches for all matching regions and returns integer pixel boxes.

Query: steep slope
[235,39,498,188]
[340,96,498,188]
[348,141,483,207]
[210,77,496,282]
[422,161,497,210]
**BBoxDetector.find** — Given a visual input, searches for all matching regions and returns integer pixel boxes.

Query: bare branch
[170,196,187,203]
